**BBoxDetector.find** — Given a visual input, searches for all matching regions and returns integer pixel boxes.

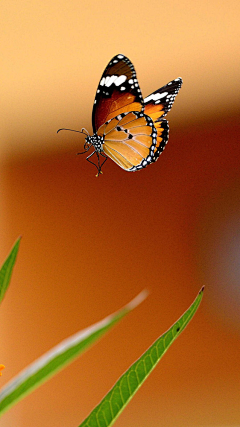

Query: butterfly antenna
[81,128,89,136]
[57,128,88,134]
[57,127,91,154]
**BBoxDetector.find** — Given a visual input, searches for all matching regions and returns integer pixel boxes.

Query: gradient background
[1,1,240,426]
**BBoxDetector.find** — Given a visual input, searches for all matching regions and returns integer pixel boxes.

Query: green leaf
[79,287,204,427]
[0,237,21,305]
[0,290,148,417]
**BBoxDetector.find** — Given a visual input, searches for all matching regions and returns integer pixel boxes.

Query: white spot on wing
[144,91,168,103]
[100,78,105,86]
[115,75,127,86]
[105,75,117,87]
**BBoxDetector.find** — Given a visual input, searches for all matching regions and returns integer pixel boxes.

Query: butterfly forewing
[92,54,144,133]
[144,77,183,120]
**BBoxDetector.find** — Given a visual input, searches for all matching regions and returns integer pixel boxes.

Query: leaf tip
[126,289,149,311]
[199,286,205,294]
[16,236,22,244]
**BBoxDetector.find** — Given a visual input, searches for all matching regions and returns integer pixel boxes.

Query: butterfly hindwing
[99,111,160,171]
[152,119,169,162]
[92,54,144,133]
[144,77,183,121]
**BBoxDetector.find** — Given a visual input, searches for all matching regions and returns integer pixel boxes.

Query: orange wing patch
[106,96,142,123]
[104,142,146,167]
[101,112,158,171]
[144,103,165,122]
[103,146,133,170]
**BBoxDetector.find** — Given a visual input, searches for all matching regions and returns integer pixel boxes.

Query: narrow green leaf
[0,237,21,305]
[79,287,204,427]
[0,290,148,417]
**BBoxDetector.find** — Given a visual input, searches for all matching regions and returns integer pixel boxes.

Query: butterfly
[57,54,182,176]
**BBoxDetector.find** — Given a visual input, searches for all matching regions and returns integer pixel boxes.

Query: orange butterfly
[58,54,182,176]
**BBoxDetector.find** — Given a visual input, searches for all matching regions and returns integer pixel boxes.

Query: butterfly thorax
[86,134,103,153]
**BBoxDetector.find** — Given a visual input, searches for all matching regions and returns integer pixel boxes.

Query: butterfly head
[80,131,106,176]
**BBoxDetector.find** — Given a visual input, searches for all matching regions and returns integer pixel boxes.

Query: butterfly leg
[94,152,108,176]
[89,151,108,177]
[86,151,102,176]
[99,152,108,173]
[85,150,107,177]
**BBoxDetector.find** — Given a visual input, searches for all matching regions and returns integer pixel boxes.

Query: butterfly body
[58,54,182,175]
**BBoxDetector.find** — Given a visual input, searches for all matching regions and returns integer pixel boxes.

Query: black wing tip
[110,53,128,61]
[176,77,183,88]
[175,77,183,84]
[166,77,183,91]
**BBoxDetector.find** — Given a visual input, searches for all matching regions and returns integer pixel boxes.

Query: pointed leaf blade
[79,287,204,427]
[0,237,21,305]
[0,290,148,416]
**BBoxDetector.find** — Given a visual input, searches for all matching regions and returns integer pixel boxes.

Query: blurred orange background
[1,1,240,426]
